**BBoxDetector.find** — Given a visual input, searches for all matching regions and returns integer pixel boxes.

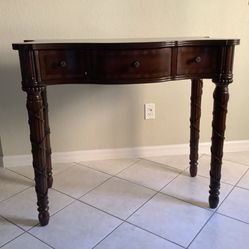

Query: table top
[12,37,240,50]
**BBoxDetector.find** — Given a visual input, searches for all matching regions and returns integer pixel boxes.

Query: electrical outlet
[144,103,155,120]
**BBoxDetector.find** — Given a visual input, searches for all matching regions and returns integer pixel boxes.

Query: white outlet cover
[144,103,155,120]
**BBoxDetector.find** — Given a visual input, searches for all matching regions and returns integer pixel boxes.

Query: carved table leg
[42,88,53,188]
[189,79,203,177]
[209,85,229,208]
[25,87,49,226]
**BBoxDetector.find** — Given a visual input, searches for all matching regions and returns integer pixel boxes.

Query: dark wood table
[12,38,240,226]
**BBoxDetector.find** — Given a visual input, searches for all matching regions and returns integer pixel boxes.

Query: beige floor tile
[80,177,155,219]
[144,154,190,170]
[189,214,249,249]
[79,158,138,175]
[7,162,76,181]
[128,193,212,247]
[0,168,33,202]
[0,216,24,247]
[161,172,233,209]
[95,222,182,249]
[0,187,74,230]
[237,169,249,189]
[223,151,249,166]
[29,201,122,249]
[53,165,110,198]
[117,159,181,191]
[1,233,52,249]
[198,154,248,185]
[218,187,249,223]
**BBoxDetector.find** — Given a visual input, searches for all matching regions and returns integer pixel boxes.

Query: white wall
[0,0,249,157]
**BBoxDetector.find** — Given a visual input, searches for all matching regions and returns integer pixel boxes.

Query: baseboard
[2,140,249,168]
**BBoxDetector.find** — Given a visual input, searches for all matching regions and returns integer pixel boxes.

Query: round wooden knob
[59,60,67,68]
[194,56,202,63]
[132,60,141,68]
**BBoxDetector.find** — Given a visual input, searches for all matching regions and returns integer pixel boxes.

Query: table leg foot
[190,166,197,177]
[38,211,50,226]
[209,196,219,209]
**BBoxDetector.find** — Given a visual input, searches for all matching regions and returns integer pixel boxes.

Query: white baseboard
[2,140,249,168]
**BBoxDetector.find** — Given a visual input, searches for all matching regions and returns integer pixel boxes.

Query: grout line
[77,199,124,221]
[234,167,249,187]
[0,214,30,232]
[186,209,217,248]
[141,157,189,173]
[48,188,79,201]
[76,175,113,200]
[203,153,249,167]
[124,221,186,249]
[0,230,26,249]
[234,185,249,191]
[26,231,55,249]
[73,162,114,177]
[75,158,140,177]
[5,167,34,181]
[0,185,34,204]
[91,222,126,249]
[215,212,249,226]
[113,158,141,175]
[6,162,78,180]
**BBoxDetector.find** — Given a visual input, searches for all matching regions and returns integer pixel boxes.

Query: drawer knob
[194,56,202,63]
[59,60,67,68]
[132,60,141,68]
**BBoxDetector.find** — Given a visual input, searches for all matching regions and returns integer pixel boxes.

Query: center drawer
[90,48,172,81]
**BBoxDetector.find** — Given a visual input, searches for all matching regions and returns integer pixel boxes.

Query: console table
[12,38,239,226]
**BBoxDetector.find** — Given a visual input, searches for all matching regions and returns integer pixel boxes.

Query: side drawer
[176,47,219,76]
[39,50,88,81]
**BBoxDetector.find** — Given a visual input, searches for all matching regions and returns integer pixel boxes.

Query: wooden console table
[12,38,239,226]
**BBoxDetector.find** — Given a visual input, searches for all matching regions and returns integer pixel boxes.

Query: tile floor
[0,152,249,248]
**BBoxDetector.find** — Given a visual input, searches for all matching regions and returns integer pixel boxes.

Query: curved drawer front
[91,48,172,81]
[38,46,219,84]
[39,50,88,81]
[176,47,218,76]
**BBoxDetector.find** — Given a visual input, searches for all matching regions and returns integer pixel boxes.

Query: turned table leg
[189,79,203,177]
[209,85,229,208]
[42,88,53,188]
[25,87,50,226]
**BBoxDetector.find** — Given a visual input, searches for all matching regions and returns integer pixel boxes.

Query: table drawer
[39,50,88,81]
[91,48,172,81]
[176,47,218,76]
